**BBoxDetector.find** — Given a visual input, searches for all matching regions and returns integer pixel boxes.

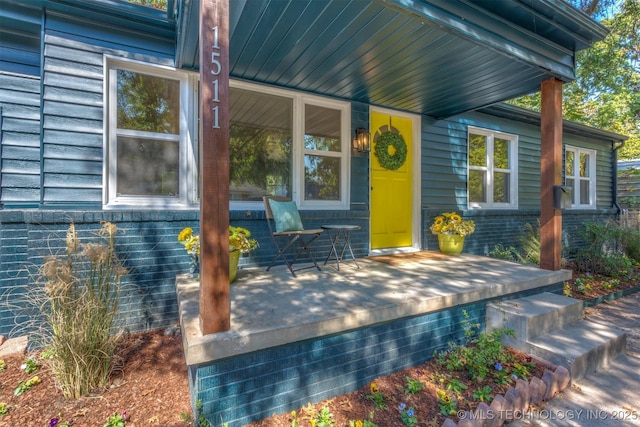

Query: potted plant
[429,212,475,255]
[228,226,259,282]
[178,227,200,276]
[178,226,258,281]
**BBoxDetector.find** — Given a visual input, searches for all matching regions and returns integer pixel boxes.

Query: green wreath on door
[374,131,407,170]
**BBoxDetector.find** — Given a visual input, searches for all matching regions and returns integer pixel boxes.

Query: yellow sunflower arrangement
[178,227,200,256]
[178,226,259,255]
[430,212,475,236]
[229,226,259,254]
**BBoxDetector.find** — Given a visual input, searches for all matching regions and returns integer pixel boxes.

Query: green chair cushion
[268,199,304,232]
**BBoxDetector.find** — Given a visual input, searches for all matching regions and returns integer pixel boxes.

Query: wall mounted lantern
[353,127,371,152]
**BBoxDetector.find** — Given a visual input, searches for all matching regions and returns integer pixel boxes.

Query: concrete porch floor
[177,252,571,366]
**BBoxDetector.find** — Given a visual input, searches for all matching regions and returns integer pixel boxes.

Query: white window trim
[103,61,350,211]
[103,57,199,210]
[467,126,519,210]
[229,80,351,211]
[565,145,597,209]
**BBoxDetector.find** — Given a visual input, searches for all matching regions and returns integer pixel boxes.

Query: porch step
[487,292,627,381]
[487,292,584,345]
[527,319,627,381]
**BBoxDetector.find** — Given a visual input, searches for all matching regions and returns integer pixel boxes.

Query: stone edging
[582,284,640,308]
[441,357,570,427]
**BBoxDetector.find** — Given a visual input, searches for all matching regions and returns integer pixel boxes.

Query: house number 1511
[210,25,221,129]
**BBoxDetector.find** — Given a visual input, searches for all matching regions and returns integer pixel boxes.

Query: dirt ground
[0,330,193,427]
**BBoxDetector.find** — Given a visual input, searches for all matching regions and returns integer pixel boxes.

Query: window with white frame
[467,127,518,209]
[565,146,596,208]
[105,61,350,210]
[105,59,198,208]
[229,81,350,210]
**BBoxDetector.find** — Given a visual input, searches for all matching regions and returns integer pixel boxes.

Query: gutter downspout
[613,140,626,216]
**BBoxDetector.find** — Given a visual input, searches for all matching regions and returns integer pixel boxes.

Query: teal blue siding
[350,101,369,211]
[41,36,105,206]
[45,2,174,61]
[421,116,467,209]
[0,0,42,76]
[39,14,175,205]
[420,110,618,256]
[0,73,41,206]
[422,110,544,211]
[422,109,619,212]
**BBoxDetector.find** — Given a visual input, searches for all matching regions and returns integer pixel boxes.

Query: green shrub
[571,220,638,276]
[573,249,633,277]
[518,222,541,264]
[521,220,571,265]
[578,221,626,255]
[488,244,523,262]
[625,230,640,262]
[35,222,126,398]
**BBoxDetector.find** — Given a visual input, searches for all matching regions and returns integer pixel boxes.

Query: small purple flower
[49,418,60,427]
[407,409,414,417]
[511,374,519,380]
[122,411,128,420]
[398,403,407,411]
[494,362,503,371]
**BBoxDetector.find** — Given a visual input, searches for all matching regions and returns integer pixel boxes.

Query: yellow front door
[370,111,413,250]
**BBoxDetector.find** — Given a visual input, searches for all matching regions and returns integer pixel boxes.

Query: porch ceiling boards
[176,0,608,119]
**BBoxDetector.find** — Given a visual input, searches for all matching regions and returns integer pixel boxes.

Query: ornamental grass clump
[36,222,126,399]
[430,212,475,237]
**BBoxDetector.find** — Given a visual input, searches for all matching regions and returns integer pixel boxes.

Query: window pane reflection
[117,137,179,196]
[117,70,180,134]
[469,169,486,203]
[580,153,590,177]
[566,151,574,176]
[229,88,293,201]
[469,134,487,167]
[580,180,590,204]
[304,155,340,200]
[305,105,341,151]
[494,172,510,203]
[494,138,509,169]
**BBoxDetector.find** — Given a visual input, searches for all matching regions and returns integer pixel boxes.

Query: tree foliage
[509,0,639,159]
[126,0,167,10]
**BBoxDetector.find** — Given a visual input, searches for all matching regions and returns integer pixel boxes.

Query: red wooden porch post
[199,0,230,333]
[540,78,563,271]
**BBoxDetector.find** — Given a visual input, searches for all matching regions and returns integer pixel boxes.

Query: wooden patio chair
[263,196,324,277]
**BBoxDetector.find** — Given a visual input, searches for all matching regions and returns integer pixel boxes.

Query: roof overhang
[479,103,628,143]
[176,0,609,118]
